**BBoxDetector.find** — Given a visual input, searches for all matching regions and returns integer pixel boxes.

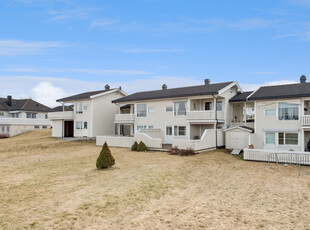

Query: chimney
[204,79,211,85]
[162,84,167,90]
[105,84,110,90]
[7,95,12,107]
[300,75,307,84]
[119,86,122,90]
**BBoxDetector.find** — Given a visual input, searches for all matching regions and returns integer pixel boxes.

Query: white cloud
[241,80,298,91]
[31,82,67,108]
[0,40,67,56]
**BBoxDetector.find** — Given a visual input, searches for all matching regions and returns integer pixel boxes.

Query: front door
[165,126,173,144]
[64,121,74,137]
[83,122,88,137]
[264,132,276,150]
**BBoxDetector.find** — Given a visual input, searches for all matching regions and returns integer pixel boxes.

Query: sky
[0,0,310,107]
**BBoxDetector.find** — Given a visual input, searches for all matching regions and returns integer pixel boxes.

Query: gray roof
[249,82,310,101]
[57,89,113,102]
[0,97,52,112]
[229,91,253,102]
[113,82,233,103]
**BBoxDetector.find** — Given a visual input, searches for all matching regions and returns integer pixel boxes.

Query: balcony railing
[0,117,51,125]
[115,114,135,123]
[187,111,225,121]
[48,111,74,120]
[302,115,310,126]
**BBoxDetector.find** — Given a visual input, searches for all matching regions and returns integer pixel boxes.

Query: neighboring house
[52,105,74,112]
[48,85,126,138]
[0,95,52,137]
[97,79,242,151]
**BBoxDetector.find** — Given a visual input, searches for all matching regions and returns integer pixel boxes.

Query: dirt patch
[0,130,309,229]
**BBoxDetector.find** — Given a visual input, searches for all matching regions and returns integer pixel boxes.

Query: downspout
[212,94,218,148]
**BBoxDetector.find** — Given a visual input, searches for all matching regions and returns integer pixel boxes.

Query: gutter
[212,94,218,148]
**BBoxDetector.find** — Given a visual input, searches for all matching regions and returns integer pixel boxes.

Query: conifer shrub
[131,141,138,151]
[96,142,115,169]
[137,141,148,152]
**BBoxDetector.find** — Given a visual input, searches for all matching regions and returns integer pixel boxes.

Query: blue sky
[0,0,310,106]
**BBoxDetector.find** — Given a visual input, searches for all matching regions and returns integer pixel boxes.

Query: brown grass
[0,130,309,230]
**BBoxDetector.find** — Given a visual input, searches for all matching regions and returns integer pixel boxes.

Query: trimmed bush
[131,141,138,151]
[137,141,148,152]
[96,142,115,169]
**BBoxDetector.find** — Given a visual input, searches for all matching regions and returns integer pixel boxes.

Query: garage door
[230,131,247,149]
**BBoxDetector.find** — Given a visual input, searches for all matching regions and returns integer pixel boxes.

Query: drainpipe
[212,94,218,148]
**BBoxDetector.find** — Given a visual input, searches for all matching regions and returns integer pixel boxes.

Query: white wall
[51,120,63,137]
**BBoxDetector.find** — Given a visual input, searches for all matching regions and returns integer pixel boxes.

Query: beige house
[48,85,126,138]
[97,79,242,151]
[0,96,52,137]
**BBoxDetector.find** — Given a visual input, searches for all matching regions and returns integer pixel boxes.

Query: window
[34,125,40,129]
[148,125,154,129]
[174,126,186,136]
[26,113,36,119]
[6,127,9,132]
[166,126,172,135]
[166,106,173,112]
[278,103,299,120]
[279,132,298,145]
[1,127,4,132]
[32,113,36,119]
[216,101,222,111]
[216,125,223,129]
[265,109,276,116]
[26,113,31,118]
[148,107,155,113]
[137,104,147,117]
[137,125,147,131]
[45,114,48,119]
[76,121,82,129]
[265,133,276,144]
[0,112,4,116]
[84,122,88,129]
[205,102,212,111]
[42,126,47,129]
[76,102,83,114]
[12,113,19,118]
[174,101,186,116]
[83,105,88,111]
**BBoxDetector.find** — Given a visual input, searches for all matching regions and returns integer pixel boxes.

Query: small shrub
[131,141,138,151]
[170,147,180,155]
[169,147,196,156]
[0,134,9,139]
[137,141,148,152]
[96,142,115,169]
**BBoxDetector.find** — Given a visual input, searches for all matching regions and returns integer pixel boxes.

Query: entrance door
[83,122,88,137]
[165,126,173,144]
[64,121,74,137]
[264,132,276,150]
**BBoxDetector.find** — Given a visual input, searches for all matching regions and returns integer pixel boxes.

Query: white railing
[302,115,310,126]
[244,148,310,165]
[135,130,162,148]
[115,114,135,123]
[0,118,51,125]
[48,111,74,120]
[229,122,254,129]
[96,135,134,147]
[187,111,225,121]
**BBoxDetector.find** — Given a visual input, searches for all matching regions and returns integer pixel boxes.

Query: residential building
[97,79,242,151]
[0,96,52,137]
[48,85,126,138]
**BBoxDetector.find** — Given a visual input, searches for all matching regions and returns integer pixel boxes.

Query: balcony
[115,114,135,123]
[48,111,74,120]
[0,118,51,125]
[302,115,310,126]
[187,111,225,122]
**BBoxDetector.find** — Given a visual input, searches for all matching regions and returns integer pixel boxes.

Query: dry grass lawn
[0,130,309,230]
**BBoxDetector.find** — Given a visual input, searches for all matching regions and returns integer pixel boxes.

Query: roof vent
[204,79,211,85]
[162,84,167,90]
[6,95,12,107]
[105,84,110,90]
[300,75,307,83]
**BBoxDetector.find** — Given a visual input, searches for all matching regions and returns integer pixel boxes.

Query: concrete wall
[255,99,302,151]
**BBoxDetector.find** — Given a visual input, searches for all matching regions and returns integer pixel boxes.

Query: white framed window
[205,102,212,111]
[278,103,299,120]
[76,121,83,129]
[174,126,186,136]
[12,113,19,118]
[278,132,298,145]
[174,101,186,116]
[6,127,9,132]
[45,114,48,119]
[137,125,147,131]
[1,127,4,132]
[148,107,155,113]
[26,113,36,119]
[166,106,173,112]
[166,126,172,135]
[216,101,223,111]
[0,112,4,117]
[148,125,154,129]
[76,102,83,114]
[265,133,276,145]
[265,109,276,116]
[83,105,88,111]
[137,104,147,117]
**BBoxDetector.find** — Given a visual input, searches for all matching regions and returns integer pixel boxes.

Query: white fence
[244,148,310,165]
[135,131,162,148]
[173,129,223,151]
